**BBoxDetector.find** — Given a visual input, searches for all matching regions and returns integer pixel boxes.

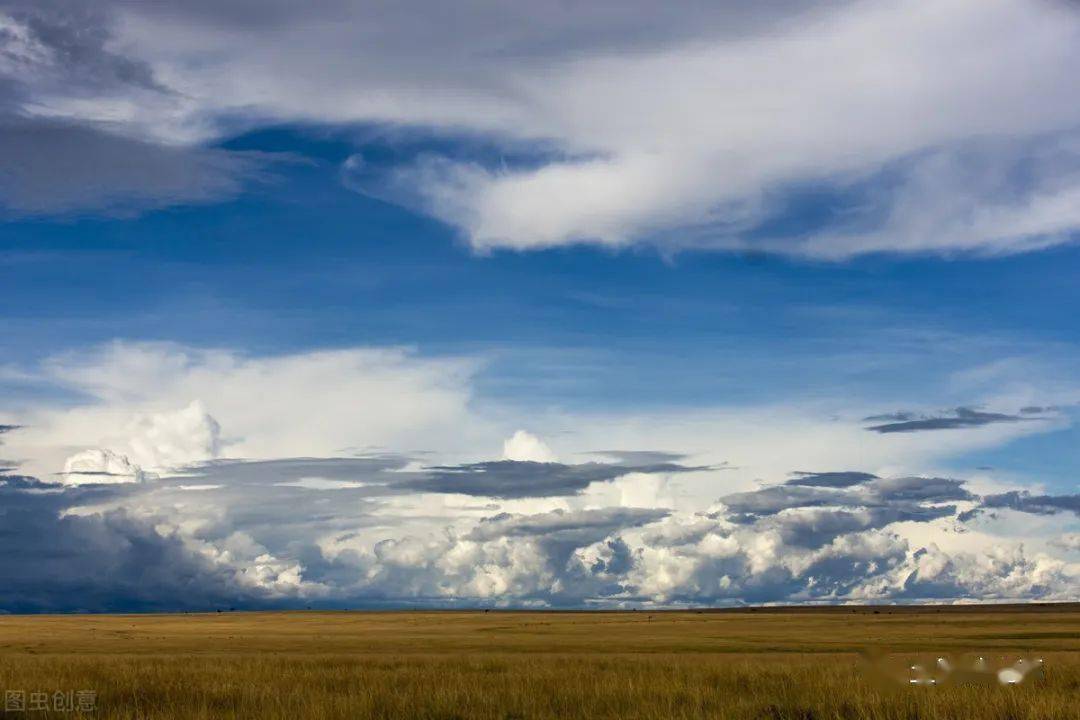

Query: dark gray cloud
[0,119,267,216]
[976,491,1080,517]
[762,505,957,548]
[864,407,1040,433]
[0,2,271,216]
[0,476,279,612]
[1,0,162,95]
[150,460,396,555]
[59,470,143,480]
[866,476,973,504]
[467,507,668,542]
[105,0,832,58]
[717,474,971,525]
[1019,405,1058,415]
[401,459,703,499]
[717,485,849,520]
[173,455,703,501]
[786,471,877,488]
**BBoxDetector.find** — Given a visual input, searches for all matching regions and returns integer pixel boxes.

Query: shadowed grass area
[0,606,1077,719]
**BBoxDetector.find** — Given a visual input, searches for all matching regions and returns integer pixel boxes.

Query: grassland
[0,605,1077,719]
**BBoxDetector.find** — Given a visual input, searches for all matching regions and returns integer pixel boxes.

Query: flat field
[0,605,1077,719]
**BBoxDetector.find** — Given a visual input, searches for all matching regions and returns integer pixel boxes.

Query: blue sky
[1,0,1079,611]
[7,127,1080,397]
[6,128,1080,443]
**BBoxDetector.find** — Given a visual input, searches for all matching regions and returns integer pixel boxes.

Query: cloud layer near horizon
[2,457,1077,611]
[1,341,1077,611]
[2,0,1080,257]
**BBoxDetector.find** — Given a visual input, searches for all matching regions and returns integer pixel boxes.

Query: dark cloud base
[406,459,705,498]
[863,407,1043,434]
[0,479,269,613]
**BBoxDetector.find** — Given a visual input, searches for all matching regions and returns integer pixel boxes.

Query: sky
[0,0,1079,612]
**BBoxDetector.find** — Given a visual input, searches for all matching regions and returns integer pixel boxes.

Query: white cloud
[106,0,1080,256]
[502,430,557,463]
[61,447,145,485]
[10,341,485,479]
[1050,533,1080,553]
[2,340,1077,608]
[787,137,1080,259]
[4,0,1080,254]
[125,400,221,470]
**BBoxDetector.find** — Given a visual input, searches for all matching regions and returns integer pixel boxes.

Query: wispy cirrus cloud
[4,0,1080,258]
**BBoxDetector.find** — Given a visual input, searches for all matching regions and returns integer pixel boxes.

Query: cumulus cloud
[7,341,481,480]
[124,400,221,469]
[893,545,1072,602]
[1,341,1078,610]
[502,430,557,462]
[622,473,1076,604]
[46,401,221,486]
[61,447,146,484]
[0,477,303,612]
[1,455,1077,610]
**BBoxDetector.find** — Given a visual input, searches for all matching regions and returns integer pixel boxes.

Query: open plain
[0,605,1077,719]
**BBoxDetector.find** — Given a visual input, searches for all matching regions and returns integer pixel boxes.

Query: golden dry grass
[0,606,1077,719]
